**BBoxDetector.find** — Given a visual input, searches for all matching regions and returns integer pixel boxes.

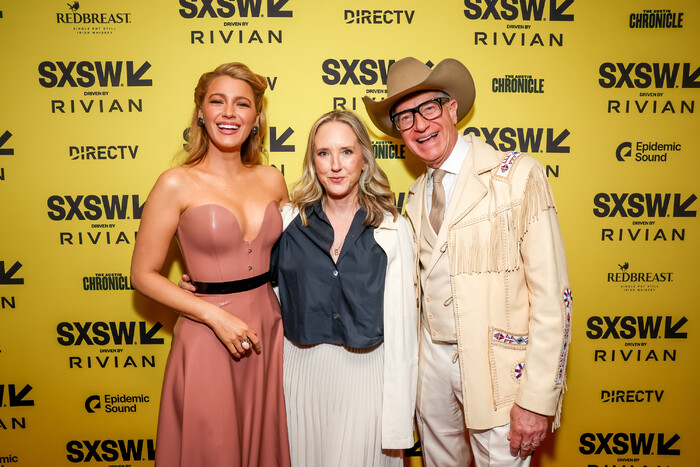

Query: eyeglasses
[390,97,451,132]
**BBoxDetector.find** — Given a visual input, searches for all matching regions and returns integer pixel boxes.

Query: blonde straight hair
[290,110,398,227]
[183,62,268,167]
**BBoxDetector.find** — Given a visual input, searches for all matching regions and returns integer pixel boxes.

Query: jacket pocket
[488,326,528,409]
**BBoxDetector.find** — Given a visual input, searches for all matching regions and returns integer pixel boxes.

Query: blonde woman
[277,110,417,466]
[131,62,290,467]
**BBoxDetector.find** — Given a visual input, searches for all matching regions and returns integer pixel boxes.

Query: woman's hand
[208,306,262,358]
[178,273,197,292]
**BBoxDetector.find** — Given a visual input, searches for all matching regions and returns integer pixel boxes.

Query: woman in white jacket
[275,110,417,467]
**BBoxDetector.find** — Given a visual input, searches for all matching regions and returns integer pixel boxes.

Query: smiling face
[313,121,366,203]
[393,90,460,169]
[197,76,259,155]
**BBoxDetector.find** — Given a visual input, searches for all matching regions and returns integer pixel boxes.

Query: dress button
[333,313,340,320]
[248,248,252,253]
[432,330,438,337]
[248,266,253,271]
[333,270,339,277]
[452,332,457,338]
[428,314,434,319]
[425,296,431,303]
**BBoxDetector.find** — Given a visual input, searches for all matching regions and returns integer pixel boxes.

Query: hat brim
[363,58,475,138]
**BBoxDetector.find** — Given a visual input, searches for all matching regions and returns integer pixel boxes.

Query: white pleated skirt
[283,338,403,467]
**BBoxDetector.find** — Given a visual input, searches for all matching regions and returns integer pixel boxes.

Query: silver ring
[532,441,541,446]
[521,442,531,448]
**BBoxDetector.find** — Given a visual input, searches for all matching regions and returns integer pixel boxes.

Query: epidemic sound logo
[83,273,134,291]
[85,393,151,414]
[586,315,687,339]
[47,194,144,221]
[630,9,684,29]
[38,61,152,88]
[616,141,681,162]
[601,389,664,403]
[178,0,293,18]
[464,127,570,153]
[344,9,415,24]
[0,454,19,465]
[70,145,138,160]
[464,0,574,22]
[66,439,155,463]
[57,321,164,346]
[56,2,132,25]
[492,75,544,94]
[85,394,101,412]
[579,432,680,456]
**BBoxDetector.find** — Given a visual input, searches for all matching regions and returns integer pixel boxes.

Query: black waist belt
[193,272,270,294]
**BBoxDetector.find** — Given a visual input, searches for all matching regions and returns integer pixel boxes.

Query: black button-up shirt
[276,202,387,348]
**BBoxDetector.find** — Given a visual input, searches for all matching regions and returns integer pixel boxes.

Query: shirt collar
[427,135,469,178]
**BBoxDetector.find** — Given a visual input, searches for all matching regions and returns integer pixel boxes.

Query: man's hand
[507,404,548,459]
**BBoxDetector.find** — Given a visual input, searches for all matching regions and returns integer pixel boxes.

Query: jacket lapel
[424,135,501,276]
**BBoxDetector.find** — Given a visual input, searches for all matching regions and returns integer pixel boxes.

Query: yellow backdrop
[1,1,698,466]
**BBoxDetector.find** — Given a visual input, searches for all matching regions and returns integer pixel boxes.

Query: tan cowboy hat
[363,57,476,138]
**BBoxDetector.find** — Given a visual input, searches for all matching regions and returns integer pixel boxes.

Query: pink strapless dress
[155,202,291,467]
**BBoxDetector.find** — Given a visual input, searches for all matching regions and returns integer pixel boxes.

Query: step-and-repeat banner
[1,1,698,466]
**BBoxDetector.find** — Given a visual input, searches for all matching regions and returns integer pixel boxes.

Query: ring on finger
[240,337,251,348]
[521,442,531,448]
[532,441,541,446]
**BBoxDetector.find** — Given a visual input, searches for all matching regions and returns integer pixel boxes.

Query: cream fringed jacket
[405,134,572,431]
[280,205,418,449]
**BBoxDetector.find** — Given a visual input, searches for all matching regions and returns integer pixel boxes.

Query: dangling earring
[197,117,204,127]
[251,126,259,136]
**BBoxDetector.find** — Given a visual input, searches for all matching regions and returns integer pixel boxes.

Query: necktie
[429,169,447,234]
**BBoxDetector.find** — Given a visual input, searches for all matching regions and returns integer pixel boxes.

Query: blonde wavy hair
[290,110,398,227]
[183,62,267,166]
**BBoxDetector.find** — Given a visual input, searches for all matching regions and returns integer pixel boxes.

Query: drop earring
[251,126,259,135]
[197,117,204,127]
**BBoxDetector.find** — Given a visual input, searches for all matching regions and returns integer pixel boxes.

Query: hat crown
[386,58,431,99]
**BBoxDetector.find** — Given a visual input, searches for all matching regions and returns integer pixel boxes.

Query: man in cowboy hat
[363,57,571,466]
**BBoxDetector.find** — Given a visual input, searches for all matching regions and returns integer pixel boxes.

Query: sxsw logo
[56,321,165,346]
[0,130,13,156]
[0,261,24,285]
[593,193,696,218]
[579,432,680,456]
[322,59,397,86]
[0,384,34,407]
[463,0,575,21]
[38,61,152,88]
[599,62,700,89]
[464,127,570,153]
[586,315,687,339]
[66,439,156,462]
[47,194,145,221]
[178,0,293,18]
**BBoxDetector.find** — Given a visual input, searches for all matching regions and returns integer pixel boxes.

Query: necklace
[331,239,345,259]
